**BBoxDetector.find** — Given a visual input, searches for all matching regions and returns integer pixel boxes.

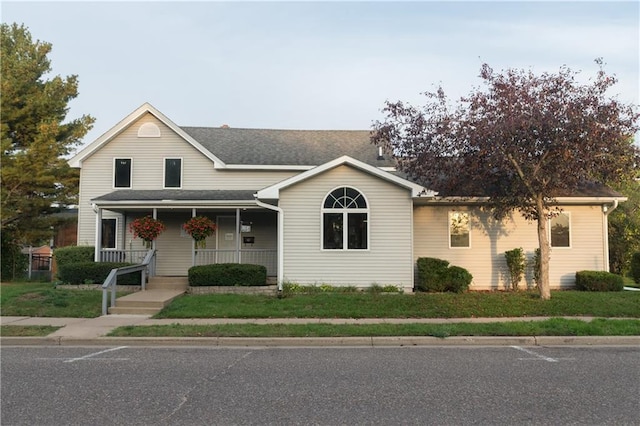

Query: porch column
[192,208,197,266]
[94,206,102,262]
[236,208,241,264]
[152,208,157,250]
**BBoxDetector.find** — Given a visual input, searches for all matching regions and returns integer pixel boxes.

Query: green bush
[188,263,267,286]
[57,262,141,285]
[416,257,472,293]
[575,271,624,292]
[505,248,525,290]
[416,257,450,292]
[54,246,94,268]
[630,252,640,284]
[443,266,473,293]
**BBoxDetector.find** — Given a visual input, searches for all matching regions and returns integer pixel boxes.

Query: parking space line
[64,346,128,363]
[511,345,558,362]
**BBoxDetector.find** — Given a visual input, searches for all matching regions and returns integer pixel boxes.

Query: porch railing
[100,249,150,266]
[194,249,277,276]
[101,249,156,315]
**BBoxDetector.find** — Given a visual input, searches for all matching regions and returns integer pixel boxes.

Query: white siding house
[68,103,626,291]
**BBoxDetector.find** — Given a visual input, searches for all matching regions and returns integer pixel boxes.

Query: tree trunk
[536,197,551,300]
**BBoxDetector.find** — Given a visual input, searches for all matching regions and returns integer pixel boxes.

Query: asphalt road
[2,345,639,425]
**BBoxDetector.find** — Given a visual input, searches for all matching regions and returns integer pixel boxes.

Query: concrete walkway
[2,315,639,347]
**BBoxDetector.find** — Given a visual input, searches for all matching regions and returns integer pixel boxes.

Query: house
[69,103,625,292]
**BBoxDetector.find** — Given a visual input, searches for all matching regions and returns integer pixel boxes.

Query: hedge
[57,261,142,285]
[54,246,95,268]
[416,257,472,293]
[575,271,623,292]
[188,263,267,286]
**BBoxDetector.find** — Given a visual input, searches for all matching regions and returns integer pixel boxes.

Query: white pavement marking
[511,345,558,362]
[63,346,128,363]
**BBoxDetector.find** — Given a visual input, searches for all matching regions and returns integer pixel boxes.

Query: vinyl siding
[279,165,414,289]
[413,205,606,290]
[76,114,297,247]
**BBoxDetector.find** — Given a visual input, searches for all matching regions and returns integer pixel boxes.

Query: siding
[279,165,414,289]
[413,205,606,290]
[76,114,297,247]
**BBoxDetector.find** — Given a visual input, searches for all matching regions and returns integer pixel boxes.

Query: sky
[2,1,639,153]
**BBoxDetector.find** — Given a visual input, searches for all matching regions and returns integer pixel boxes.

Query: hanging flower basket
[183,216,217,249]
[129,216,166,248]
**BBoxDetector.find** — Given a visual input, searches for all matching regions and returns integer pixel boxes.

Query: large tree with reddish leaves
[372,60,639,299]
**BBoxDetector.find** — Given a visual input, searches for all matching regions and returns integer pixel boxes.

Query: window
[322,187,368,250]
[550,212,570,248]
[164,158,182,188]
[449,211,470,248]
[114,158,131,188]
[101,218,117,249]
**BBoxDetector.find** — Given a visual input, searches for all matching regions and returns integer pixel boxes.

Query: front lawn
[0,325,61,336]
[155,290,640,319]
[0,282,116,318]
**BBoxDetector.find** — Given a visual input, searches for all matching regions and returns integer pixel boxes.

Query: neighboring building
[68,103,625,291]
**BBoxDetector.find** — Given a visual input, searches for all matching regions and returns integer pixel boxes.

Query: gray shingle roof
[93,190,257,202]
[180,127,395,167]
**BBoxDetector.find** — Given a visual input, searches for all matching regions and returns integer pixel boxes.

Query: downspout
[254,198,284,291]
[94,204,102,262]
[602,199,619,272]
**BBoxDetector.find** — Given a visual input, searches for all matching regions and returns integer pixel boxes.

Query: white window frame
[549,211,571,248]
[113,158,132,189]
[320,186,370,251]
[448,211,471,249]
[101,218,118,250]
[163,157,183,189]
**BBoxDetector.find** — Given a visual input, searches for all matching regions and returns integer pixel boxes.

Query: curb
[2,336,639,347]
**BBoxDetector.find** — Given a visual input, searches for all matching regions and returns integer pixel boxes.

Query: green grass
[108,318,640,338]
[0,325,61,336]
[0,282,127,318]
[155,290,640,319]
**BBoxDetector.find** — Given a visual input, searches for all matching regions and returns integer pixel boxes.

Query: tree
[372,60,639,300]
[608,176,640,275]
[1,23,94,239]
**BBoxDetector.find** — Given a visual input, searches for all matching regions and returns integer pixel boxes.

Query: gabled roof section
[180,126,396,168]
[68,103,226,168]
[256,155,432,200]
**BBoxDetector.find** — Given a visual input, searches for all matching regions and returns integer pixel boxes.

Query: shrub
[416,257,450,292]
[504,248,525,290]
[54,246,94,268]
[188,263,267,286]
[416,257,472,293]
[443,266,473,293]
[575,271,624,292]
[57,261,141,285]
[631,252,640,284]
[531,248,541,288]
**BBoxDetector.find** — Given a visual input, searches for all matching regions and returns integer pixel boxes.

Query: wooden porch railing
[194,249,277,276]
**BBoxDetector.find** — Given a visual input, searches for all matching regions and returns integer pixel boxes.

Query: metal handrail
[101,249,156,315]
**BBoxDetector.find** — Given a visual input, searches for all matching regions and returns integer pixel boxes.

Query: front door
[216,216,237,263]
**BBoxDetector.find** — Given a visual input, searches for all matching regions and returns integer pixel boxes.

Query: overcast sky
[3,1,639,152]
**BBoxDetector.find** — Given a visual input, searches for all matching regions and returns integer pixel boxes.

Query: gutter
[254,198,284,291]
[602,199,619,272]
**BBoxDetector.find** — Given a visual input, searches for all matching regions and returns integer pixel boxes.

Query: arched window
[322,187,368,250]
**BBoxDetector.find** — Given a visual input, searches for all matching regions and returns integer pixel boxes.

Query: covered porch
[91,190,280,280]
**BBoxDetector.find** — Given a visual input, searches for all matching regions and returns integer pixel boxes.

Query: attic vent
[138,122,161,138]
[220,124,230,128]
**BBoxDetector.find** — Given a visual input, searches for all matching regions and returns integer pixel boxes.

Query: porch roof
[92,190,258,206]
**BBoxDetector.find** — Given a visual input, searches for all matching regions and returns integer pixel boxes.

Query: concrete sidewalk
[2,315,639,347]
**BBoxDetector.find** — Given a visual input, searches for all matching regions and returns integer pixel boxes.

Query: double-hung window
[322,187,368,250]
[550,212,571,248]
[114,158,132,188]
[164,158,182,188]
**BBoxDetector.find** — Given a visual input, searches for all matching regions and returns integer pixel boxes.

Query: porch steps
[108,276,187,315]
